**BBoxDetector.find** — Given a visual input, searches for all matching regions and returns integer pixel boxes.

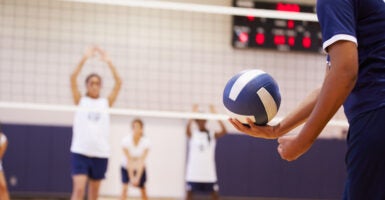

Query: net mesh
[0,0,347,137]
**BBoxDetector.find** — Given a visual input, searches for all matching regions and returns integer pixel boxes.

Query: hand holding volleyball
[223,69,281,126]
[229,118,281,139]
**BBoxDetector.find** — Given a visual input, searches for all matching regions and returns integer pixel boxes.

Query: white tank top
[71,96,110,158]
[186,130,217,183]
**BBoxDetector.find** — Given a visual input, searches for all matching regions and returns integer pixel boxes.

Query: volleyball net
[0,0,348,137]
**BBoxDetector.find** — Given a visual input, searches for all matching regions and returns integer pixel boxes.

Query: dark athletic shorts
[186,182,219,194]
[71,153,108,180]
[343,106,385,200]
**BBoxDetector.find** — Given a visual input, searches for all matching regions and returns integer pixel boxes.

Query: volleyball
[223,69,281,125]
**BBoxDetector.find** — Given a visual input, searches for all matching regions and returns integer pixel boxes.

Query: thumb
[277,136,286,144]
[277,144,283,155]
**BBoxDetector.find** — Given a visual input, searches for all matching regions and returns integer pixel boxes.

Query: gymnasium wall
[0,0,347,199]
[2,123,346,199]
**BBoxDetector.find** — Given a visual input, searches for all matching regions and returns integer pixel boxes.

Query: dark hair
[204,130,211,144]
[132,118,144,128]
[85,73,102,84]
[195,120,211,144]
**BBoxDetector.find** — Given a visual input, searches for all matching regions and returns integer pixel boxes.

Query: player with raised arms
[185,104,227,200]
[230,0,385,199]
[70,46,122,200]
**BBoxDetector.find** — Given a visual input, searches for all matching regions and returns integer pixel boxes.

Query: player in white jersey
[70,46,122,200]
[120,118,150,200]
[185,105,227,200]
[0,125,10,200]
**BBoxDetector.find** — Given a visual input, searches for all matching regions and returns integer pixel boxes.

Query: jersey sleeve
[317,0,357,51]
[143,137,151,150]
[121,136,130,149]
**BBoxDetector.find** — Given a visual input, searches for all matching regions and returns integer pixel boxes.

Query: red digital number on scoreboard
[232,0,322,53]
[276,3,300,12]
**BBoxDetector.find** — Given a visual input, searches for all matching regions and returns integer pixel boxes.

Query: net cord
[60,0,318,22]
[0,102,348,127]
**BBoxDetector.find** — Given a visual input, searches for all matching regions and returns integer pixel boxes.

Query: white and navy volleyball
[223,69,281,125]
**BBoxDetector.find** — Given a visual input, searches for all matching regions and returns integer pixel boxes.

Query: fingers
[229,118,267,139]
[277,137,285,159]
[277,136,294,161]
[228,118,249,132]
[209,104,216,113]
[246,118,258,128]
[277,145,290,161]
[84,47,95,57]
[192,104,199,112]
[277,144,283,155]
[277,136,284,144]
[93,46,109,60]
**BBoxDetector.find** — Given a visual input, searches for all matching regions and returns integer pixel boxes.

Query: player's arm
[186,104,199,138]
[95,47,122,107]
[186,119,193,138]
[134,149,149,185]
[209,105,227,139]
[229,86,321,139]
[0,135,7,159]
[123,147,136,181]
[71,47,95,105]
[278,41,358,161]
[215,120,227,139]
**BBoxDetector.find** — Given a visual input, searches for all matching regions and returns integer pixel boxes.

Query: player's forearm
[128,167,135,179]
[0,143,7,159]
[218,120,227,133]
[0,149,5,159]
[107,60,122,83]
[71,56,88,77]
[124,149,134,168]
[135,164,145,181]
[106,60,122,106]
[216,120,227,138]
[276,88,320,136]
[186,120,193,137]
[298,54,357,144]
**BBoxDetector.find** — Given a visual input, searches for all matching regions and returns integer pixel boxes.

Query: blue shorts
[71,153,108,180]
[186,182,219,194]
[121,167,147,188]
[343,106,385,200]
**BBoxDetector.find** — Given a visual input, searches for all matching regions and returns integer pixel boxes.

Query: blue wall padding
[1,124,346,199]
[2,124,72,195]
[216,134,347,199]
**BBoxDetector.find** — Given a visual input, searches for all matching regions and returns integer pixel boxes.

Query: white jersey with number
[121,135,150,168]
[71,96,110,158]
[186,130,217,183]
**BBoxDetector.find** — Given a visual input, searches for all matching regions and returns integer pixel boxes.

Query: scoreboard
[232,0,322,53]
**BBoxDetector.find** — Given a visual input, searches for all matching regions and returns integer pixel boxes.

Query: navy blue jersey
[317,0,385,122]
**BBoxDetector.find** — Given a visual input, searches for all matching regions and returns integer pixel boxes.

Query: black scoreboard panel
[232,0,322,53]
